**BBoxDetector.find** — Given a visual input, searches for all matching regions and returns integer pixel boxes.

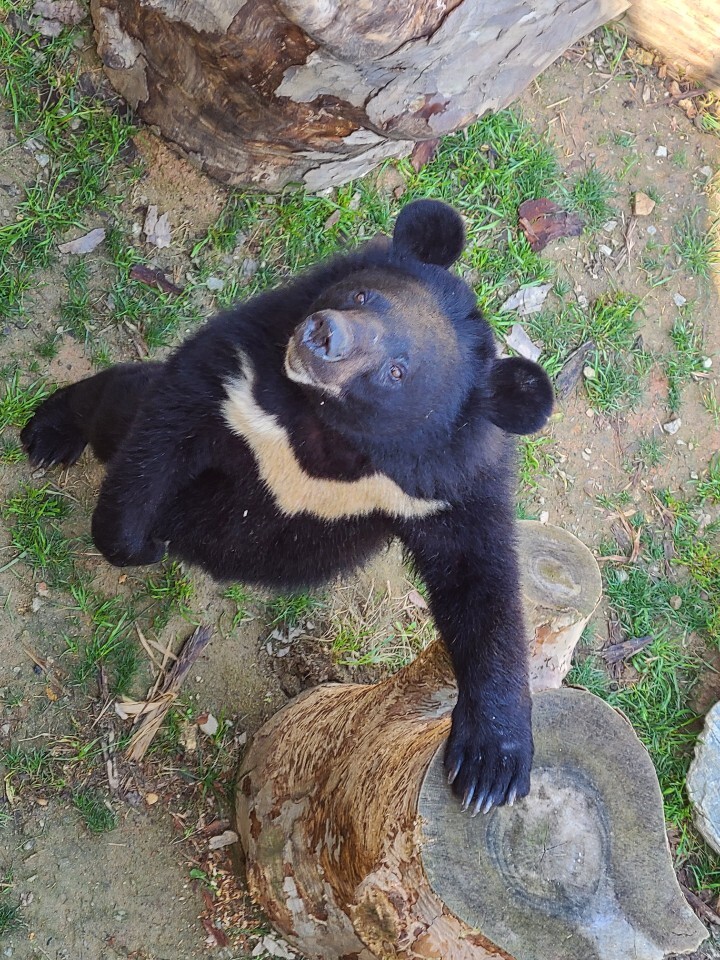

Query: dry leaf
[143,205,172,248]
[504,323,542,362]
[410,138,439,172]
[198,713,219,736]
[145,792,159,805]
[518,199,583,252]
[58,227,106,255]
[500,283,552,317]
[407,589,428,610]
[45,685,59,702]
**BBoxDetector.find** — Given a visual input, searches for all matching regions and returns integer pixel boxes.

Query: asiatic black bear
[22,200,553,813]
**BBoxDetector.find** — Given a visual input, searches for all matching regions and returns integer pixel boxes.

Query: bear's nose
[302,311,351,361]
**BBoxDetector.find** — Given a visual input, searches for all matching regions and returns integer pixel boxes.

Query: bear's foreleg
[399,500,532,813]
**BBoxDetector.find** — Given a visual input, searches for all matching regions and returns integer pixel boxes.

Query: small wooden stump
[236,523,706,957]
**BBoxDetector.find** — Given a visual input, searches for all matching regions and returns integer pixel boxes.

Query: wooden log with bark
[89,0,628,192]
[625,0,720,91]
[235,522,705,958]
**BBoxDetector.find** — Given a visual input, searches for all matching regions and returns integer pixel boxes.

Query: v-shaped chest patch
[222,360,448,522]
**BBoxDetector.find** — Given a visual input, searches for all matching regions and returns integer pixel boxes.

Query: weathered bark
[234,523,615,960]
[520,522,602,692]
[625,0,720,91]
[90,0,629,192]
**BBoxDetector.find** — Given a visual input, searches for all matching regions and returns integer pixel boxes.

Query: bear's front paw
[444,699,533,815]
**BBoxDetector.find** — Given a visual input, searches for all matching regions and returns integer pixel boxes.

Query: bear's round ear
[392,199,465,268]
[486,357,554,435]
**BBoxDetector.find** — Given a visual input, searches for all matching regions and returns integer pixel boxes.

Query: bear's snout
[301,311,353,362]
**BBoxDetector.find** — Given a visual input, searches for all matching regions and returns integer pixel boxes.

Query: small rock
[690,472,699,480]
[205,276,224,292]
[616,569,629,584]
[702,357,712,369]
[673,293,687,308]
[698,166,713,179]
[688,701,720,853]
[583,366,596,380]
[663,418,682,435]
[145,792,159,805]
[35,153,50,168]
[241,258,258,278]
[646,225,657,236]
[598,244,613,257]
[208,829,239,850]
[31,597,43,613]
[670,595,682,610]
[603,220,618,232]
[539,511,549,524]
[655,145,668,158]
[633,192,655,216]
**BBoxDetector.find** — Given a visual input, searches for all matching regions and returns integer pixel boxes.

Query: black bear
[22,200,553,813]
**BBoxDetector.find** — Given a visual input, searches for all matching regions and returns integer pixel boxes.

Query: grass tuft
[73,788,118,833]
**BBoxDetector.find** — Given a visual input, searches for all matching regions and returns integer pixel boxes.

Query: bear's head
[284,199,553,442]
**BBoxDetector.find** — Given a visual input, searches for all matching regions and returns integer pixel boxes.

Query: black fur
[21,200,554,813]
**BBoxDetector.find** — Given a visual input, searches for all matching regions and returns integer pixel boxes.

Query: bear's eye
[389,364,404,382]
[353,291,367,305]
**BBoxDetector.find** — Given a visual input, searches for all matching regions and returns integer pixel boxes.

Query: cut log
[235,524,708,960]
[90,0,628,191]
[625,1,720,91]
[520,522,602,692]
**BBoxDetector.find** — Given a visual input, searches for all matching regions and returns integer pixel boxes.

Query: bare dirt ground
[1,22,720,960]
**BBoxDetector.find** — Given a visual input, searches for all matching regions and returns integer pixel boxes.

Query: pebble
[539,511,549,524]
[646,225,657,236]
[655,145,668,158]
[670,596,682,610]
[703,357,713,368]
[205,276,224,292]
[673,292,687,307]
[583,366,596,379]
[699,166,713,179]
[598,244,613,257]
[663,418,682,435]
[603,220,618,232]
[586,409,596,418]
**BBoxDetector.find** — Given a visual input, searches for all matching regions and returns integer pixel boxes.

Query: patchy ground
[1,12,720,960]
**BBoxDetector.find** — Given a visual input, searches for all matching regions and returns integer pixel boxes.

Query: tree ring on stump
[418,687,706,960]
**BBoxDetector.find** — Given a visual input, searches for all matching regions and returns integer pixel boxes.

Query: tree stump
[89,0,628,191]
[625,1,720,91]
[235,523,704,959]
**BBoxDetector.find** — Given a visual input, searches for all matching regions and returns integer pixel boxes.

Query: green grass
[143,561,194,628]
[674,209,720,279]
[0,372,48,431]
[60,260,94,341]
[665,314,706,413]
[2,483,73,579]
[68,584,139,693]
[73,788,118,833]
[0,23,136,317]
[567,165,615,227]
[224,584,256,628]
[527,293,648,412]
[266,592,323,627]
[0,872,21,937]
[517,435,557,497]
[630,434,664,470]
[572,473,720,889]
[702,384,720,427]
[0,746,65,792]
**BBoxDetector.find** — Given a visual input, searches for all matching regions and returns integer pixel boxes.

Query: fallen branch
[119,625,213,762]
